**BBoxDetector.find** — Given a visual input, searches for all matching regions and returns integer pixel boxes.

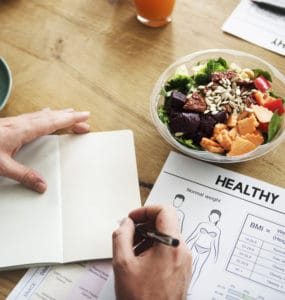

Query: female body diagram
[185,209,222,291]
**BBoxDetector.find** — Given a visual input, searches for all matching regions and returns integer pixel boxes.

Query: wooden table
[0,0,284,298]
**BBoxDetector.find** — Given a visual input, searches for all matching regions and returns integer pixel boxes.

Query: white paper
[0,130,141,269]
[7,260,112,300]
[98,271,115,300]
[100,151,285,300]
[60,131,141,262]
[222,0,285,56]
[0,136,63,268]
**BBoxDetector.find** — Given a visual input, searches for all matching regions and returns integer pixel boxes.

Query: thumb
[0,155,47,193]
[112,217,135,265]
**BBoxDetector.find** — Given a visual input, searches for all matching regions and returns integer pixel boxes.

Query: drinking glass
[133,0,176,27]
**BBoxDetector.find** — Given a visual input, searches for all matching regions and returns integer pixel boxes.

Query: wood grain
[0,0,284,297]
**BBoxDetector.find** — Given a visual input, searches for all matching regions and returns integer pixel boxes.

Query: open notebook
[0,130,141,270]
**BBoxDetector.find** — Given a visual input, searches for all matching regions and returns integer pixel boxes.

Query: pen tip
[172,239,180,247]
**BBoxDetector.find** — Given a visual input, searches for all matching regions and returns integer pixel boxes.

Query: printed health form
[7,260,112,300]
[145,152,285,300]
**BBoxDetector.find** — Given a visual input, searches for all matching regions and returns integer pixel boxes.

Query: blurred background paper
[222,0,285,56]
[7,261,112,300]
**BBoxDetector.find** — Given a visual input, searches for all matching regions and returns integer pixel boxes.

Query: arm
[185,223,201,246]
[180,211,185,233]
[0,108,90,193]
[112,205,192,300]
[212,229,221,262]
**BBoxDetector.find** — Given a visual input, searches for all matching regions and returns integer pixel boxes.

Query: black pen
[135,224,180,247]
[252,0,285,15]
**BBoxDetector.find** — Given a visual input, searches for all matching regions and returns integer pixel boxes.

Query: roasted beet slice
[170,91,187,108]
[212,110,227,123]
[199,114,216,137]
[169,112,200,135]
[191,131,204,144]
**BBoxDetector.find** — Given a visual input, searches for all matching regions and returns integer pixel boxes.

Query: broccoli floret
[158,107,169,124]
[216,57,228,68]
[194,73,210,85]
[160,87,172,97]
[207,59,227,74]
[193,57,229,85]
[165,74,193,94]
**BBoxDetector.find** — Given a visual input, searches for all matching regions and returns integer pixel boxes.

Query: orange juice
[134,0,176,27]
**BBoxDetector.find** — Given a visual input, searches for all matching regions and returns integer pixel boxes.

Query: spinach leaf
[175,136,201,150]
[267,112,282,142]
[253,69,272,82]
[269,91,285,104]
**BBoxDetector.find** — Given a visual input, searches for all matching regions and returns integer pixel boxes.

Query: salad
[158,57,284,156]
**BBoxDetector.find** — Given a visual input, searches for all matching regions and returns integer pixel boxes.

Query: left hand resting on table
[0,108,90,193]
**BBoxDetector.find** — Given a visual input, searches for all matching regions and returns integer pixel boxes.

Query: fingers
[113,217,136,265]
[17,109,90,144]
[129,205,180,237]
[0,155,46,193]
[70,122,90,134]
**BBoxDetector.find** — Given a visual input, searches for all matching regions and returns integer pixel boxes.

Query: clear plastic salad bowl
[150,49,285,163]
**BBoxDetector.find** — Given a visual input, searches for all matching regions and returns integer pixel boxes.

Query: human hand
[0,108,90,193]
[112,205,192,300]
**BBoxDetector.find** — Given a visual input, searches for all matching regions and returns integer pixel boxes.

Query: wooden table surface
[0,0,284,298]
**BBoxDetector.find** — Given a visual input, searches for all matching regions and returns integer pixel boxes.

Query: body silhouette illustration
[172,194,186,233]
[185,209,222,291]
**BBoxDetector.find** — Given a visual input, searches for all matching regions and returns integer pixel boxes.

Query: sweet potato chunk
[227,136,257,156]
[237,115,258,135]
[212,123,227,140]
[242,132,264,146]
[227,113,238,128]
[216,129,232,151]
[200,137,225,153]
[237,110,250,121]
[229,127,237,140]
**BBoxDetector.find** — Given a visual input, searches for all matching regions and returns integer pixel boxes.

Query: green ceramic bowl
[0,57,12,110]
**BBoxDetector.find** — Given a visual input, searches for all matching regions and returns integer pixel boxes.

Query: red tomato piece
[254,75,271,92]
[264,98,285,115]
[258,122,269,133]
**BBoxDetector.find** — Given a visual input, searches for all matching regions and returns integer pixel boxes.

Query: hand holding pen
[134,223,179,250]
[112,205,192,300]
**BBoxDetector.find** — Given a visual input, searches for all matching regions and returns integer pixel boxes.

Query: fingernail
[119,217,129,226]
[78,111,90,118]
[119,217,127,225]
[80,123,90,130]
[42,107,51,111]
[35,181,47,193]
[63,108,74,112]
